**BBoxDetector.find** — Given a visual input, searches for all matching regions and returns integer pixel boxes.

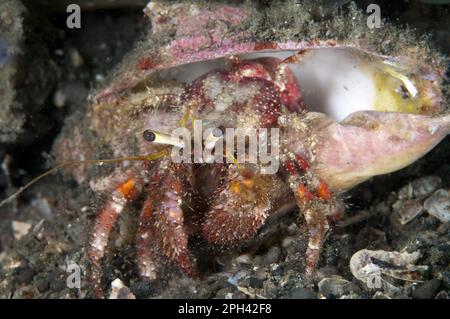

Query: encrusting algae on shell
[0,1,448,298]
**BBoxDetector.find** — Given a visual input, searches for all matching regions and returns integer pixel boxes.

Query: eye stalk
[142,129,185,148]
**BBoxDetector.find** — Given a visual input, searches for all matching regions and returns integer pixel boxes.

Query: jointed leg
[136,164,198,281]
[302,205,330,278]
[88,177,143,298]
[283,155,334,280]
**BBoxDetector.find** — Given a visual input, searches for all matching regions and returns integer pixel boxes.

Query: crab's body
[52,1,449,297]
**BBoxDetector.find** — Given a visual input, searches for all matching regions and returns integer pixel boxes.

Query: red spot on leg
[283,160,297,176]
[295,154,310,171]
[138,57,155,71]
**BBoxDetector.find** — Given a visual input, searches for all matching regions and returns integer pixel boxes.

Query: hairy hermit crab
[3,1,449,298]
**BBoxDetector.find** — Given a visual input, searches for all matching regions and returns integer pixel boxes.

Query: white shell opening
[288,49,377,122]
[159,48,423,122]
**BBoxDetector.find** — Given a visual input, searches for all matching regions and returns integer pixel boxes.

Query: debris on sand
[350,249,428,294]
[424,189,450,223]
[11,221,32,240]
[109,278,136,299]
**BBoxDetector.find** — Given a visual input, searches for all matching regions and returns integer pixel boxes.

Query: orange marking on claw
[117,179,136,199]
[297,184,313,202]
[231,180,241,193]
[241,178,254,188]
[316,180,331,200]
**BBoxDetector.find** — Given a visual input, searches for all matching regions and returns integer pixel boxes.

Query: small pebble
[413,176,442,197]
[412,279,441,299]
[117,287,136,299]
[254,267,267,280]
[316,266,339,281]
[109,278,135,299]
[0,11,12,26]
[285,287,316,299]
[424,189,450,223]
[53,90,66,108]
[234,253,253,265]
[130,281,154,298]
[398,176,441,199]
[270,264,284,276]
[373,291,391,299]
[392,200,423,226]
[263,246,281,265]
[262,280,278,298]
[434,290,448,299]
[232,290,248,299]
[11,221,32,240]
[249,277,264,289]
[215,287,234,298]
[282,237,295,248]
[49,271,66,292]
[287,223,299,235]
[69,48,84,67]
[36,280,50,293]
[53,49,64,56]
[318,276,359,298]
[95,73,105,82]
[15,267,36,285]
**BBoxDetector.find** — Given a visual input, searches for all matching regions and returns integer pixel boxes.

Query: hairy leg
[202,165,278,247]
[88,177,143,298]
[136,163,198,282]
[283,155,335,280]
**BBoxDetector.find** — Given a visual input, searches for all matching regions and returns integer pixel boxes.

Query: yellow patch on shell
[373,66,433,115]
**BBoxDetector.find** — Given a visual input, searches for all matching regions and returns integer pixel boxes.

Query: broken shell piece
[108,278,136,299]
[234,254,253,265]
[11,221,32,240]
[391,199,424,226]
[423,189,450,223]
[398,176,442,200]
[350,249,428,290]
[318,276,358,297]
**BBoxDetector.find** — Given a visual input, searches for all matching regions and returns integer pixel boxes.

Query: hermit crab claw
[309,111,449,191]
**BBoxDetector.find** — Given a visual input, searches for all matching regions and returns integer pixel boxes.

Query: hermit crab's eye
[204,126,225,150]
[398,85,411,99]
[142,129,184,148]
[143,129,156,142]
[212,126,225,137]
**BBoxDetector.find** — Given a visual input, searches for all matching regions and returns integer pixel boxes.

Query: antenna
[0,149,168,208]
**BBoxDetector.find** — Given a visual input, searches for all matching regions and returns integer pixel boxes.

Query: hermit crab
[2,1,449,298]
